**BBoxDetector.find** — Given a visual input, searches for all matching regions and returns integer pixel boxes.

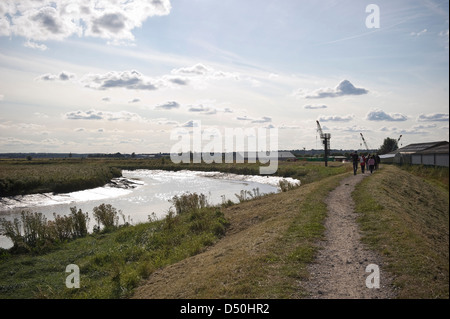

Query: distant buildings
[380,141,449,167]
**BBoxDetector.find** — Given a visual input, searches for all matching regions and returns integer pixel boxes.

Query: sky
[0,0,448,154]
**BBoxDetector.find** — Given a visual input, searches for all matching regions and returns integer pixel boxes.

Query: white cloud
[155,101,180,110]
[251,116,272,123]
[366,109,407,122]
[304,104,328,109]
[1,0,172,45]
[36,71,75,81]
[65,109,146,122]
[188,104,211,113]
[417,113,449,122]
[180,120,199,128]
[236,116,252,121]
[318,114,354,122]
[410,29,427,37]
[24,40,48,51]
[187,104,217,115]
[81,70,157,91]
[339,125,370,132]
[172,63,212,76]
[171,63,240,80]
[295,80,369,99]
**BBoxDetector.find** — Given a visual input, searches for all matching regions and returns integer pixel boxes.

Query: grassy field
[353,164,449,298]
[0,158,121,196]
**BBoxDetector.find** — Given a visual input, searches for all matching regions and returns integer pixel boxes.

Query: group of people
[350,151,380,175]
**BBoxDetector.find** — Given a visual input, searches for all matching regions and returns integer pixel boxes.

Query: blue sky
[0,0,448,153]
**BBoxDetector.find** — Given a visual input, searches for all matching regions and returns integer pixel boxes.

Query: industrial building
[380,141,449,167]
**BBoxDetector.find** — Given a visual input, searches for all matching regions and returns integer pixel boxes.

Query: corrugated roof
[390,141,448,154]
[415,143,449,154]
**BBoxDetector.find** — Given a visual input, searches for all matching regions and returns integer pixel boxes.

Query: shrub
[278,179,298,192]
[0,207,90,253]
[93,203,123,231]
[170,193,208,215]
[48,214,74,241]
[234,188,261,203]
[0,217,23,250]
[70,207,90,238]
[20,211,49,248]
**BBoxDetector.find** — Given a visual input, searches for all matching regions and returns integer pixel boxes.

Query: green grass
[396,164,449,191]
[352,165,449,298]
[258,173,348,298]
[0,159,352,299]
[0,159,121,196]
[0,204,229,299]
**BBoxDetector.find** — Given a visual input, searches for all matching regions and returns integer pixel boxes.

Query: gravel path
[302,173,396,299]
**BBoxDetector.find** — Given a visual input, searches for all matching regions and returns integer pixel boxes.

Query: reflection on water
[0,170,300,249]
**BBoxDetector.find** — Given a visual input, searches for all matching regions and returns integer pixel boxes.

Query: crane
[316,120,331,167]
[397,134,403,147]
[360,133,370,151]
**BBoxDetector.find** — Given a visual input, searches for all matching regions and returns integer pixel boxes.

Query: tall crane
[316,120,331,167]
[397,134,403,147]
[360,133,370,151]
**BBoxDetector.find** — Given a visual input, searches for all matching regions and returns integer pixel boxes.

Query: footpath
[302,173,396,298]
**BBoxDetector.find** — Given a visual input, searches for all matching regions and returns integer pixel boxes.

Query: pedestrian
[351,151,359,175]
[360,154,366,173]
[366,154,370,171]
[368,155,375,173]
[375,153,381,170]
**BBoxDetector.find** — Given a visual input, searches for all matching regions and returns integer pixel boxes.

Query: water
[0,170,300,249]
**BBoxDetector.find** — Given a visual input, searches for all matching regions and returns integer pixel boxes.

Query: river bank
[0,169,296,249]
[0,163,448,299]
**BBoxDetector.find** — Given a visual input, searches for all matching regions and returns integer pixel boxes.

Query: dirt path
[302,173,396,299]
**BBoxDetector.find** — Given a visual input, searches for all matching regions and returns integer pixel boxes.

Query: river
[0,169,300,249]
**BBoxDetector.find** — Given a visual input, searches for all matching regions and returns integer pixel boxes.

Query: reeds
[1,205,102,253]
[278,179,298,192]
[0,161,122,196]
[169,192,208,215]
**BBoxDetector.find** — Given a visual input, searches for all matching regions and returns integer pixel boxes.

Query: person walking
[360,154,366,173]
[375,153,381,170]
[366,153,370,172]
[368,155,376,173]
[351,151,359,175]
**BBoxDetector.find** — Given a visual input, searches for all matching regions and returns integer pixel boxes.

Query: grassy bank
[352,165,449,298]
[0,159,121,196]
[249,172,347,298]
[0,160,351,299]
[131,171,350,299]
[0,196,229,298]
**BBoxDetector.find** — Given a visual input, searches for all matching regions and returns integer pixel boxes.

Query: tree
[378,137,398,155]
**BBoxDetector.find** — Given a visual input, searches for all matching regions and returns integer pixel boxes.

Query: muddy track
[302,173,396,299]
